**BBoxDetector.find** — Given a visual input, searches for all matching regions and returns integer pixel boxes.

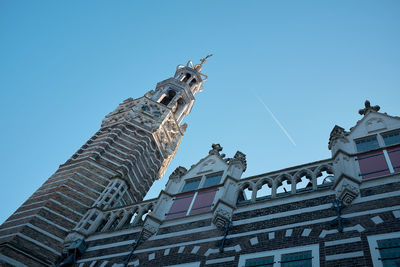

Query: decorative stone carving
[230,151,247,171]
[366,117,386,133]
[141,217,161,241]
[359,100,380,115]
[328,125,349,150]
[213,208,232,230]
[169,166,188,183]
[336,181,360,205]
[209,144,223,155]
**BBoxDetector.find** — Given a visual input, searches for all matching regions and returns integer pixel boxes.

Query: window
[281,251,312,267]
[245,256,274,267]
[203,174,222,188]
[357,151,390,179]
[181,179,201,192]
[377,238,400,266]
[188,188,218,215]
[165,192,195,220]
[383,131,400,146]
[238,244,319,267]
[368,232,400,267]
[356,136,379,153]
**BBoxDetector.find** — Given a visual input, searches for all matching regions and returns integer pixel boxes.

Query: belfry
[0,59,209,265]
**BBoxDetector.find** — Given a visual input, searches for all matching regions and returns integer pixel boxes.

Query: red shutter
[166,192,194,220]
[387,146,400,173]
[189,188,218,215]
[357,150,390,179]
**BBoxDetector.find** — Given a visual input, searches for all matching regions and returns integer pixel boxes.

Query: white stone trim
[367,231,400,267]
[325,251,364,261]
[268,232,275,239]
[0,254,28,267]
[301,228,311,237]
[250,237,259,245]
[205,256,235,265]
[148,253,155,260]
[319,224,364,238]
[178,246,185,253]
[285,229,293,237]
[9,233,61,255]
[371,216,384,224]
[56,192,90,208]
[235,203,332,226]
[81,205,398,261]
[325,237,361,247]
[238,244,319,267]
[164,248,170,256]
[165,262,200,267]
[393,210,400,218]
[49,199,84,216]
[236,191,333,213]
[191,246,200,254]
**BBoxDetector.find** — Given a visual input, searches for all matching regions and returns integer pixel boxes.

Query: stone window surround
[179,171,224,193]
[354,128,400,153]
[237,244,319,267]
[367,231,400,267]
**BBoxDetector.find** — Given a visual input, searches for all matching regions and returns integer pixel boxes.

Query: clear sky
[0,1,399,224]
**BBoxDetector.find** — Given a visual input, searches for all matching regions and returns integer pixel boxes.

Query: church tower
[0,58,210,266]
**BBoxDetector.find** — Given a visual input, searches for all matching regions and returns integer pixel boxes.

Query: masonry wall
[73,174,400,267]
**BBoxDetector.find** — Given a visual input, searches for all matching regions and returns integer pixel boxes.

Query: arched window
[189,78,197,87]
[181,73,191,83]
[160,90,176,106]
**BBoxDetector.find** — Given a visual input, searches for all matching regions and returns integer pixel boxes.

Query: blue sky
[0,1,399,224]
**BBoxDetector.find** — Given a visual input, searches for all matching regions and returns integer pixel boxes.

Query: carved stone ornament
[209,144,223,156]
[141,221,158,241]
[328,125,349,150]
[336,182,360,205]
[213,208,231,230]
[359,100,380,115]
[169,166,188,182]
[230,151,247,171]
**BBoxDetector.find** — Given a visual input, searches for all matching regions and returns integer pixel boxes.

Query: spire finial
[358,100,380,115]
[195,54,213,70]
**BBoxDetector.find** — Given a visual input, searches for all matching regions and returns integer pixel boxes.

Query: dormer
[329,100,400,204]
[162,144,246,220]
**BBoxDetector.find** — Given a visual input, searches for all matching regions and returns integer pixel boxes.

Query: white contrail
[254,94,297,146]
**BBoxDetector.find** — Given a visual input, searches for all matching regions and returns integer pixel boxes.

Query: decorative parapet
[236,159,334,204]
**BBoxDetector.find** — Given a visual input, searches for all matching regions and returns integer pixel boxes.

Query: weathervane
[195,54,213,69]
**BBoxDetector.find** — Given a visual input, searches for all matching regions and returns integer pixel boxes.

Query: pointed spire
[359,100,380,115]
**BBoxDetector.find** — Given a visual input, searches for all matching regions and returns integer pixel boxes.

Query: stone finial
[229,151,247,172]
[209,144,223,155]
[169,166,188,182]
[328,125,348,150]
[359,100,380,115]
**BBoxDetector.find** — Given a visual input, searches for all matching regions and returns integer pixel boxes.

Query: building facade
[1,60,400,266]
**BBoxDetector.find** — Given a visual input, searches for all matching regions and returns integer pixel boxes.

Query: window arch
[160,90,176,106]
